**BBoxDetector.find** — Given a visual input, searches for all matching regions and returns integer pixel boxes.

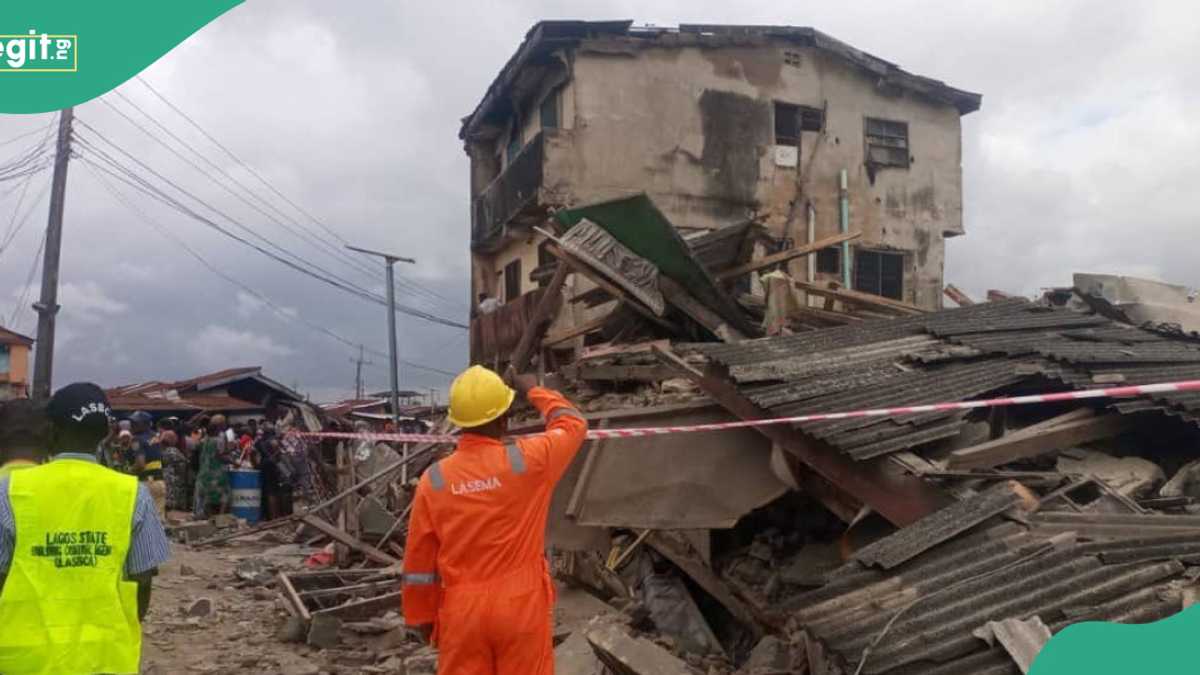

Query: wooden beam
[716,231,862,282]
[659,276,746,342]
[300,514,401,566]
[946,413,1136,470]
[943,283,975,307]
[647,531,768,634]
[545,243,679,334]
[562,363,681,382]
[511,262,570,372]
[790,279,926,315]
[651,346,947,526]
[277,571,311,621]
[542,305,619,347]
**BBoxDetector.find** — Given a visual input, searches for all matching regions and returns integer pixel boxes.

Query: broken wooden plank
[852,480,1039,570]
[297,580,398,602]
[659,275,746,342]
[652,345,947,527]
[544,242,680,333]
[277,571,311,621]
[543,305,620,347]
[790,279,926,315]
[561,363,681,382]
[946,413,1136,470]
[943,283,976,306]
[301,514,401,566]
[312,591,403,621]
[716,231,862,282]
[512,262,570,372]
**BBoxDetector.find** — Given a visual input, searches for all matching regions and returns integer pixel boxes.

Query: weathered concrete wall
[549,41,964,308]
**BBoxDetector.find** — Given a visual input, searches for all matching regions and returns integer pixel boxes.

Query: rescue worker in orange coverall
[402,365,588,674]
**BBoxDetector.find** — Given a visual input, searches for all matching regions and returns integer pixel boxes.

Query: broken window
[539,89,560,130]
[854,249,904,300]
[864,117,910,168]
[503,259,522,302]
[816,247,840,275]
[774,102,824,147]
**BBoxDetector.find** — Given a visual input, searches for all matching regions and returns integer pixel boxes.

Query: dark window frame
[774,102,824,147]
[816,247,841,275]
[503,259,522,302]
[864,117,910,169]
[853,248,905,300]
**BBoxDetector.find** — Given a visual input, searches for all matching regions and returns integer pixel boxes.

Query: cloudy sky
[0,1,1196,402]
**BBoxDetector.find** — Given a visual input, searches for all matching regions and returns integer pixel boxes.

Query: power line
[71,121,468,329]
[0,174,52,261]
[101,93,394,292]
[0,121,54,151]
[133,75,464,311]
[9,226,46,329]
[79,158,458,379]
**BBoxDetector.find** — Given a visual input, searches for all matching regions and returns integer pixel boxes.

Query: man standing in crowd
[0,399,48,479]
[130,411,166,518]
[403,366,588,675]
[0,382,171,674]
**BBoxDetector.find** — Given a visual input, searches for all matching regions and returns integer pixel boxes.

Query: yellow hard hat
[447,365,516,428]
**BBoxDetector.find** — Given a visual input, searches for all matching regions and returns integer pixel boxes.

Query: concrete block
[306,613,342,650]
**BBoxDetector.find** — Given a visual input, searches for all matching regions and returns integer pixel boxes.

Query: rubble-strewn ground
[142,536,624,675]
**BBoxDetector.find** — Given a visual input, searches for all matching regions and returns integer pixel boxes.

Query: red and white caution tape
[295,379,1200,445]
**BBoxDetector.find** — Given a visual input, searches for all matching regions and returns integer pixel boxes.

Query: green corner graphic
[1030,604,1200,674]
[0,1,243,113]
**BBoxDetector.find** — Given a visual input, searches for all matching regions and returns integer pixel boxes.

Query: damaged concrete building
[465,20,982,361]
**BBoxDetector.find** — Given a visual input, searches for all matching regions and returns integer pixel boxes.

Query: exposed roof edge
[460,20,982,141]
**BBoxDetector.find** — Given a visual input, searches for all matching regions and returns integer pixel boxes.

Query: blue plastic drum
[229,469,262,524]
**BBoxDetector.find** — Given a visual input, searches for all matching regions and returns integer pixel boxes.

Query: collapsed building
[466,19,983,361]
[190,22,1200,675]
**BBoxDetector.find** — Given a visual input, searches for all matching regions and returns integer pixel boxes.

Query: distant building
[107,366,304,422]
[462,21,981,326]
[0,326,33,400]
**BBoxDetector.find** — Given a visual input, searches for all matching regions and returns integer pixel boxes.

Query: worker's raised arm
[520,386,588,485]
[401,483,441,630]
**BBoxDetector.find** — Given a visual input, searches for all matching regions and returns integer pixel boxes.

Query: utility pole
[347,244,416,482]
[350,344,373,399]
[31,107,74,399]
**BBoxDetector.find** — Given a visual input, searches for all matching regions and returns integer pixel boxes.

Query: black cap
[47,382,112,451]
[0,398,50,451]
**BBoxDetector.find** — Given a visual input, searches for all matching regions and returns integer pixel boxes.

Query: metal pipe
[839,169,851,288]
[806,201,817,285]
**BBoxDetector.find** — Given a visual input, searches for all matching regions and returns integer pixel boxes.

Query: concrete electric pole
[350,344,373,399]
[346,244,416,482]
[31,107,74,399]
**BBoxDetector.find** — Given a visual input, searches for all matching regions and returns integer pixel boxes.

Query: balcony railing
[472,131,545,247]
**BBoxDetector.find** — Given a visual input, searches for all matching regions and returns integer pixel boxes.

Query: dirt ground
[139,533,616,675]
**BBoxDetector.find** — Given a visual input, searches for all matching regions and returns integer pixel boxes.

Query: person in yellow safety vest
[0,383,172,675]
[0,398,49,479]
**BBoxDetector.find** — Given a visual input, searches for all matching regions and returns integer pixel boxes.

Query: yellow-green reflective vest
[0,458,142,674]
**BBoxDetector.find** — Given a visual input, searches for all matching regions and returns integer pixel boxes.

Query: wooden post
[511,263,569,373]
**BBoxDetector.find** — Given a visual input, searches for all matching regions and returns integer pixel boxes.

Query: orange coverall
[402,387,588,674]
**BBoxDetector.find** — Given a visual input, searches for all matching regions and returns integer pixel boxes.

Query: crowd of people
[97,411,303,522]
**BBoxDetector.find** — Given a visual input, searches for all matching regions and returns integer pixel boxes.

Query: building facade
[462,22,981,354]
[0,327,33,400]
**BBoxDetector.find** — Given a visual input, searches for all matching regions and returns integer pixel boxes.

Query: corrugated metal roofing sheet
[687,298,1200,461]
[787,503,1194,674]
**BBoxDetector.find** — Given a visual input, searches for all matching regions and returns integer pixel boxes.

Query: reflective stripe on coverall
[402,387,588,675]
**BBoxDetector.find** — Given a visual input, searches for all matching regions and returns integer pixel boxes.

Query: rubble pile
[182,193,1200,673]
